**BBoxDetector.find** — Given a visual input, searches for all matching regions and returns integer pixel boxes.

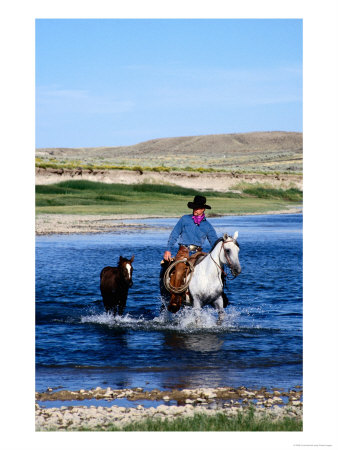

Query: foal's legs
[117,298,127,316]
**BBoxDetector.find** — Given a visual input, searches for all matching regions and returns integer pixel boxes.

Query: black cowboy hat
[187,195,211,210]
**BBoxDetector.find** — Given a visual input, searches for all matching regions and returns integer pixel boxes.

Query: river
[36,213,302,393]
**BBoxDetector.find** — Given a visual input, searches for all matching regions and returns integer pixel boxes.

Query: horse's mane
[209,236,240,254]
[209,237,224,253]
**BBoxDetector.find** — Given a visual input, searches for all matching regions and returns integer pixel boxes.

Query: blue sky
[36,19,302,148]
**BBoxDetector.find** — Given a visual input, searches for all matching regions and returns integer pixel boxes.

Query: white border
[1,1,338,449]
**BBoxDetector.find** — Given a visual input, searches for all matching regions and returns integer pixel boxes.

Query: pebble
[35,386,303,430]
[203,390,216,399]
[35,400,302,431]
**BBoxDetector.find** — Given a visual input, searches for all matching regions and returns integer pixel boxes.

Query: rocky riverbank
[35,386,303,431]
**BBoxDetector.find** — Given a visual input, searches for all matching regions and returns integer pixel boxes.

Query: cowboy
[163,195,218,312]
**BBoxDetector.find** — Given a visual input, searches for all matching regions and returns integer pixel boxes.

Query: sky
[36,19,303,148]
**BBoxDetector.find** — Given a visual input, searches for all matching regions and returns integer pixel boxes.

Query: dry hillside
[36,131,303,173]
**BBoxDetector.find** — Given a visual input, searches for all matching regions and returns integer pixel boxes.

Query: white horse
[162,232,241,324]
[189,232,241,323]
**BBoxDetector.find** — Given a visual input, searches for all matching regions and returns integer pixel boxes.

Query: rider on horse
[162,195,218,312]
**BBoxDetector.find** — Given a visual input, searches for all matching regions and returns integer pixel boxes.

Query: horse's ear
[233,231,238,240]
[130,255,135,263]
[223,233,228,240]
[119,255,123,262]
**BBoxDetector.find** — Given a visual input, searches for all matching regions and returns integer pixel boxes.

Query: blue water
[36,214,302,393]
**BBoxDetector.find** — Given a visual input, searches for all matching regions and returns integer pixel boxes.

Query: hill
[36,131,302,173]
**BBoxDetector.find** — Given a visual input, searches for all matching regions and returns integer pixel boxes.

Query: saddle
[165,251,207,313]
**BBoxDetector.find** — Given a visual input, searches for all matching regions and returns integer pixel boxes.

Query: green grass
[35,180,302,216]
[242,186,303,202]
[76,409,302,432]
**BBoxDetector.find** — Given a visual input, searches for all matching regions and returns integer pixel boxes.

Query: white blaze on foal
[125,263,132,280]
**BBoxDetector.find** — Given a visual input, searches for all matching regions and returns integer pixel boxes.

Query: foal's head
[118,255,135,287]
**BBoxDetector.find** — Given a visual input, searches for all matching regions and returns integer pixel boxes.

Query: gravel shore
[35,213,165,235]
[35,208,302,235]
[35,386,302,431]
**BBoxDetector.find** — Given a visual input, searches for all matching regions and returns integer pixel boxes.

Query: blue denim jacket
[167,214,218,251]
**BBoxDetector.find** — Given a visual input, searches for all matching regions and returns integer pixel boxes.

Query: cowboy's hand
[164,250,172,261]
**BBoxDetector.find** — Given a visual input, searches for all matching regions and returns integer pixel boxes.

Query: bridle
[210,236,239,281]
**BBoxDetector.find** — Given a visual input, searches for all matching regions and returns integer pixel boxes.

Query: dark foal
[100,255,134,315]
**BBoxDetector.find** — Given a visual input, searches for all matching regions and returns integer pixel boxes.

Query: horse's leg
[192,297,203,325]
[222,291,229,308]
[213,297,225,325]
[103,296,112,314]
[117,294,127,316]
[111,297,117,316]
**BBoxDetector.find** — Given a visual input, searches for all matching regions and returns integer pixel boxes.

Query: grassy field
[77,410,302,432]
[35,180,302,216]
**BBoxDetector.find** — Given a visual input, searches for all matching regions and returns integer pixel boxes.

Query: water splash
[81,306,241,334]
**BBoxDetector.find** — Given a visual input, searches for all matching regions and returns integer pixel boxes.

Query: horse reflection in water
[161,232,241,324]
[164,333,224,352]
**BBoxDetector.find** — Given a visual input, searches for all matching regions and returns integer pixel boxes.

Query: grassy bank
[35,180,302,216]
[78,410,302,432]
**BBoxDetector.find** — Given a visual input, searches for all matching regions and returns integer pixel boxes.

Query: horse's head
[118,255,134,287]
[221,232,241,277]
